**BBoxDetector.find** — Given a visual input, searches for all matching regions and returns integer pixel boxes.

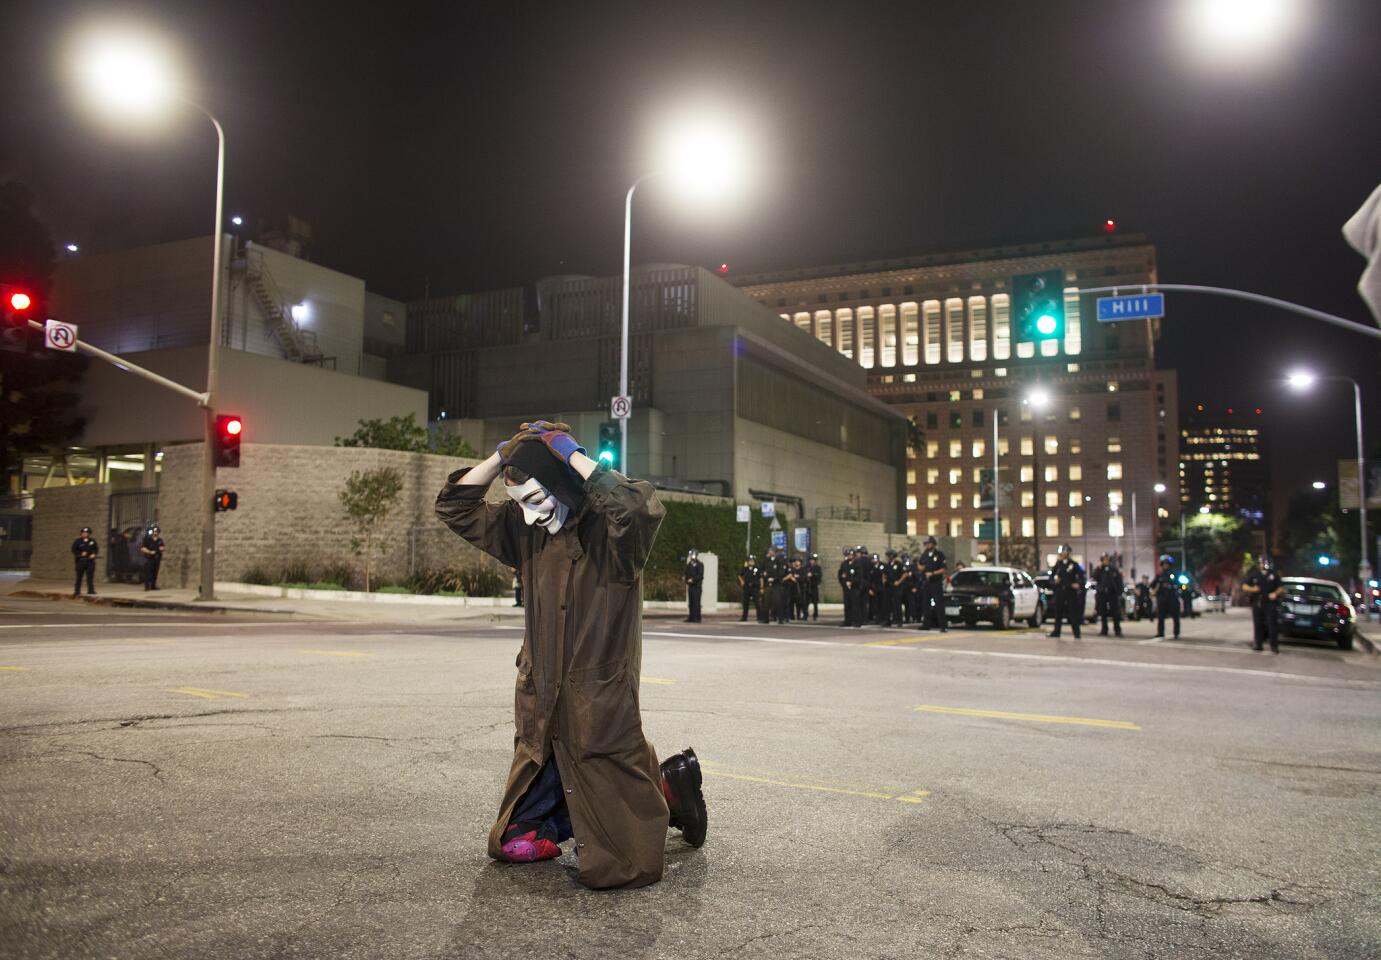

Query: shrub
[643,500,786,602]
[408,564,511,597]
[239,565,274,586]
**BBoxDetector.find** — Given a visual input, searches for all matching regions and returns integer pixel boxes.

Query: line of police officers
[70,524,164,595]
[731,547,823,625]
[834,536,949,630]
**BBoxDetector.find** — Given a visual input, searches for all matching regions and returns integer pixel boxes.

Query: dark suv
[1278,578,1355,650]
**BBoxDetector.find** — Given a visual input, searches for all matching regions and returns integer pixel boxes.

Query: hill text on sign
[1096,293,1165,322]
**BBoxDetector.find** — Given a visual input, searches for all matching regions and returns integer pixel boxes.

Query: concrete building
[733,234,1180,578]
[391,265,908,529]
[22,233,425,492]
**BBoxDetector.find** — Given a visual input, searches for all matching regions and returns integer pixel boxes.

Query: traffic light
[1010,269,1065,343]
[214,414,243,468]
[1,284,39,351]
[213,490,239,512]
[597,420,619,468]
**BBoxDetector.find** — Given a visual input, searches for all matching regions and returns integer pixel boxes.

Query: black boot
[659,747,707,848]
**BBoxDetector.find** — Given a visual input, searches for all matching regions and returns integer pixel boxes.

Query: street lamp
[1286,369,1370,586]
[1312,481,1327,490]
[1180,0,1304,61]
[619,114,749,471]
[1153,482,1167,494]
[71,23,228,602]
[1023,388,1054,566]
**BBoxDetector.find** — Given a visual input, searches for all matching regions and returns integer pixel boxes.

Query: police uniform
[684,554,705,623]
[919,542,947,631]
[849,548,873,628]
[868,554,886,624]
[789,560,807,621]
[71,529,99,596]
[1096,559,1124,637]
[1151,564,1181,639]
[905,555,923,623]
[805,556,822,621]
[738,559,761,622]
[1243,564,1284,652]
[1047,553,1086,639]
[765,552,791,624]
[886,552,908,627]
[140,527,165,591]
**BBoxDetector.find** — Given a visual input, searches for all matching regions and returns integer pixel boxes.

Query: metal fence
[107,490,158,583]
[0,495,34,570]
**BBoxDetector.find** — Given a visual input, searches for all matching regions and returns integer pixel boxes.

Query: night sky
[3,1,1379,516]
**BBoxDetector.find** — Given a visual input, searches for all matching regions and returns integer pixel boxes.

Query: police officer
[884,549,907,627]
[1242,555,1284,653]
[789,556,807,621]
[738,555,761,622]
[919,536,948,632]
[1150,556,1181,640]
[850,546,873,628]
[1134,575,1153,620]
[1096,555,1124,637]
[71,526,99,597]
[837,547,855,627]
[765,547,791,624]
[140,525,165,591]
[684,549,705,623]
[1047,544,1086,639]
[865,552,883,624]
[805,553,822,621]
[905,553,922,623]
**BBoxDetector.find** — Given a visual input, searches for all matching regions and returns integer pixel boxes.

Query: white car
[944,566,1045,629]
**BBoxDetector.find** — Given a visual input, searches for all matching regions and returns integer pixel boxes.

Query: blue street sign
[1096,293,1165,322]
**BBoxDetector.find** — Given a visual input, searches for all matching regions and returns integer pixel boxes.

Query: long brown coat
[435,464,668,889]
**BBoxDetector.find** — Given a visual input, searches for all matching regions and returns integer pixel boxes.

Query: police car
[944,566,1045,629]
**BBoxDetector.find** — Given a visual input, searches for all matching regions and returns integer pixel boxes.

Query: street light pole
[1350,378,1370,586]
[992,410,1000,565]
[618,177,644,474]
[192,102,225,602]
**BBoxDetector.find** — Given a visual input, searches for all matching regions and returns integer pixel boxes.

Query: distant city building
[733,234,1179,576]
[392,266,907,527]
[1178,410,1269,524]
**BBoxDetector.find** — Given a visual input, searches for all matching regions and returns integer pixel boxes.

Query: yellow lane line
[640,676,676,685]
[703,769,929,805]
[865,634,952,647]
[0,665,31,672]
[166,687,250,700]
[297,649,374,658]
[914,704,1140,730]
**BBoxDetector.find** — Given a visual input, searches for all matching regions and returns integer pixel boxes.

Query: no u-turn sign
[45,319,78,352]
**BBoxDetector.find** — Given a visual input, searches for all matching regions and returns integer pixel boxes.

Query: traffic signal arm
[18,318,209,404]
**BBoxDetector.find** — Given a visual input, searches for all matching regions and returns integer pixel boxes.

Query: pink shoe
[500,827,561,863]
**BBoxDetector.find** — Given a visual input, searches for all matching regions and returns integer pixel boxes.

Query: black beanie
[506,440,587,513]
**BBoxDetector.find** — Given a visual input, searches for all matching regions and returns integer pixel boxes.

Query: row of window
[781,291,1085,369]
[913,462,1124,483]
[921,437,1125,459]
[904,516,1127,538]
[908,488,1119,510]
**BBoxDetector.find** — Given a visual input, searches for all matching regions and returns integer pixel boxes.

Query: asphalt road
[1,597,1378,959]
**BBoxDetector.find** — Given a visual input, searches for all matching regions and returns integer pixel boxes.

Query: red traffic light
[717,263,730,274]
[9,292,31,311]
[224,417,243,437]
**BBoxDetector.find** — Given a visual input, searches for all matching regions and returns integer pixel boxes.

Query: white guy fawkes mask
[505,477,569,535]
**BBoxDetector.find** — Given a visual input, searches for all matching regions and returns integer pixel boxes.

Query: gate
[107,490,159,583]
[0,495,34,570]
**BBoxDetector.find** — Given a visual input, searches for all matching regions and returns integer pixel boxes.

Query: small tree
[338,467,403,591]
[335,412,477,458]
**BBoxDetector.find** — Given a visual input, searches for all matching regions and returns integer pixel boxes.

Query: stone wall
[31,484,109,581]
[157,443,491,589]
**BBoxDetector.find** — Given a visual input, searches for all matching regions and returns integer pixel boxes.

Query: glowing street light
[619,110,751,469]
[1312,481,1327,490]
[68,21,229,603]
[1025,387,1052,409]
[1199,505,1210,514]
[1153,483,1167,494]
[65,243,80,253]
[231,215,243,226]
[1180,0,1303,61]
[1285,369,1315,390]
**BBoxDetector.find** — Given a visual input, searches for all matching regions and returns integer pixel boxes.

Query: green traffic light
[598,450,614,464]
[1036,313,1058,336]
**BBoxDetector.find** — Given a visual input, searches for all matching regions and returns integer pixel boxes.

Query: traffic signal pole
[22,320,207,404]
[197,108,227,603]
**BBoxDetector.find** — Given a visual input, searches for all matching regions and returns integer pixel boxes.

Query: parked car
[944,566,1044,629]
[1033,574,1096,623]
[1278,577,1355,650]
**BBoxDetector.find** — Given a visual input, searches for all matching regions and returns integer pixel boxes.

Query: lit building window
[1157,507,1169,519]
[949,492,962,509]
[949,389,962,402]
[945,298,965,363]
[900,302,919,366]
[1107,437,1122,454]
[1045,490,1058,507]
[815,310,833,346]
[927,519,939,536]
[858,305,875,368]
[948,519,962,537]
[1069,438,1082,455]
[972,493,983,509]
[1017,339,1035,359]
[1020,406,1033,423]
[1108,462,1123,480]
[927,468,940,484]
[879,304,896,368]
[997,438,1010,456]
[1040,337,1058,358]
[991,294,1011,360]
[949,439,963,458]
[836,308,854,359]
[1070,516,1084,536]
[1021,490,1035,507]
[968,296,988,362]
[924,300,942,364]
[925,441,939,459]
[1044,465,1058,482]
[995,366,1007,377]
[907,519,917,535]
[793,311,811,333]
[1021,437,1034,456]
[906,469,917,484]
[1068,489,1082,507]
[1068,406,1081,422]
[973,519,984,537]
[906,494,918,510]
[972,439,986,458]
[1021,517,1034,537]
[927,493,939,509]
[1108,489,1123,506]
[1044,436,1058,455]
[1063,287,1081,356]
[972,467,984,483]
[1046,517,1059,537]
[948,469,961,484]
[972,388,985,400]
[1109,514,1124,538]
[1020,465,1034,482]
[1068,464,1083,481]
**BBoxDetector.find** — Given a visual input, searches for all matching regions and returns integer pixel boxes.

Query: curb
[1354,626,1378,656]
[13,590,266,617]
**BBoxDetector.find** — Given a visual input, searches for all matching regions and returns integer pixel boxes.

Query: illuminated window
[1108,489,1123,507]
[1107,381,1119,393]
[1021,517,1034,537]
[948,469,961,484]
[972,467,984,483]
[1109,514,1124,537]
[906,469,917,484]
[1045,490,1058,507]
[858,306,875,368]
[1044,465,1058,482]
[926,441,939,459]
[1063,287,1081,356]
[793,311,811,333]
[972,439,986,458]
[950,493,962,509]
[879,304,896,368]
[923,300,942,364]
[972,388,985,401]
[1068,406,1081,422]
[900,302,919,366]
[948,519,962,537]
[972,493,983,509]
[1068,489,1082,507]
[1021,490,1035,507]
[836,308,854,358]
[1069,516,1084,536]
[815,310,833,346]
[1046,517,1059,537]
[968,296,988,362]
[1040,337,1059,358]
[1044,436,1058,455]
[1157,507,1169,519]
[973,519,984,537]
[949,439,963,458]
[991,294,1010,360]
[926,468,939,484]
[1020,405,1033,423]
[995,367,1008,377]
[949,390,962,402]
[1021,437,1034,456]
[1068,464,1082,481]
[1069,438,1082,455]
[997,438,1010,456]
[1107,462,1123,480]
[907,519,917,535]
[945,298,965,363]
[1020,466,1034,482]
[1107,437,1122,454]
[927,492,939,509]
[906,494,918,510]
[927,519,939,536]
